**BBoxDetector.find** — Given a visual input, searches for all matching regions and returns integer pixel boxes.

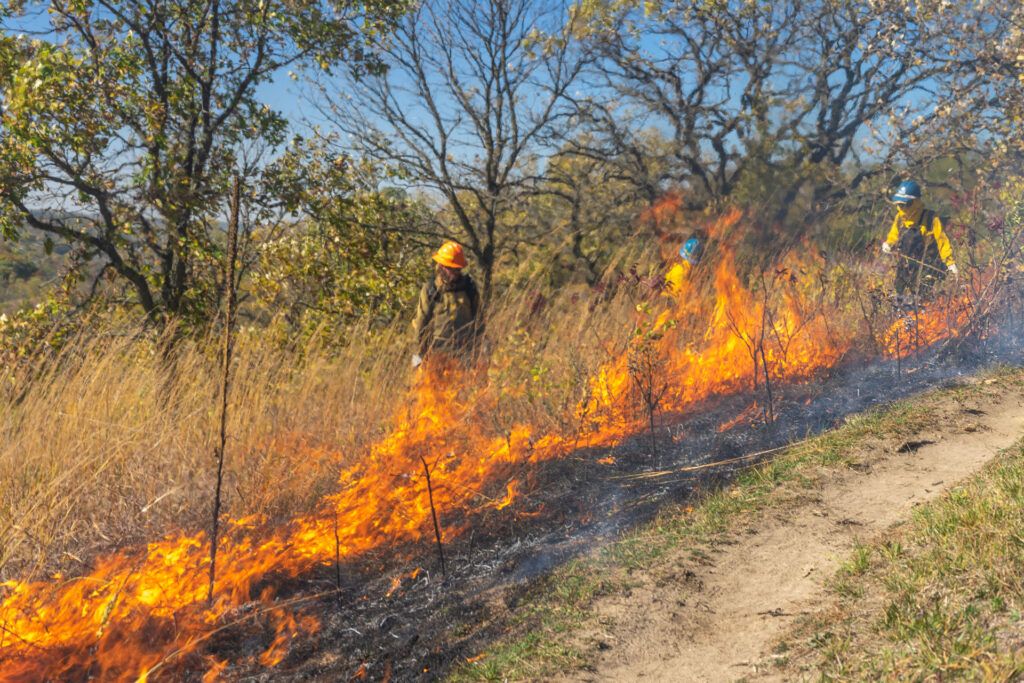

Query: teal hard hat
[679,235,703,265]
[892,180,922,204]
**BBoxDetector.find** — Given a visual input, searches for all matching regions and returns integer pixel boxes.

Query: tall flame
[0,209,975,680]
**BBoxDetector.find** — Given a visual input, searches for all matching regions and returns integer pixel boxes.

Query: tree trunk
[476,238,496,308]
[479,252,495,309]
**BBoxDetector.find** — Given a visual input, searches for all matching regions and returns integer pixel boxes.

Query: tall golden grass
[0,321,406,579]
[1,214,1012,585]
[0,243,658,582]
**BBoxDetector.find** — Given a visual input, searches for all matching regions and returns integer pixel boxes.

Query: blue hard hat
[891,180,922,204]
[680,236,702,265]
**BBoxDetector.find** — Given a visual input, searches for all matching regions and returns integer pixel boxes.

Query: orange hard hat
[432,240,467,269]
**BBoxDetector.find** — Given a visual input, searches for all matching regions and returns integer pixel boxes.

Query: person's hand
[881,242,892,254]
[411,354,422,368]
[948,263,958,276]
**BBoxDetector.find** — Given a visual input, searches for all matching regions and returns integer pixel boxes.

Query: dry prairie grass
[0,319,412,581]
[0,245,656,582]
[1,217,1012,587]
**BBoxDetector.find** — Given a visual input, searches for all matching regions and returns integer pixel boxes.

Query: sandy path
[569,382,1024,683]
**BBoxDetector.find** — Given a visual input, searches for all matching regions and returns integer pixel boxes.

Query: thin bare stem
[418,454,447,579]
[333,510,342,591]
[208,176,242,604]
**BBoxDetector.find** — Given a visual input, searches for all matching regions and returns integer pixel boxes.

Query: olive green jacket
[412,274,482,356]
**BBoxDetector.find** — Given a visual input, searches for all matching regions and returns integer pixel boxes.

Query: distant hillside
[0,229,72,314]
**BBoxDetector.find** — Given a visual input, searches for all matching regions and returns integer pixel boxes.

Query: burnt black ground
[204,334,1023,683]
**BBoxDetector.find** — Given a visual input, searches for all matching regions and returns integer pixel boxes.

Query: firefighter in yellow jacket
[881,180,957,296]
[664,230,705,296]
[411,241,482,367]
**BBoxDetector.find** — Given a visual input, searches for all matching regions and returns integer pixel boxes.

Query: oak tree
[0,0,408,324]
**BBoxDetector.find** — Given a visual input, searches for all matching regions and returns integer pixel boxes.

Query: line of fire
[1,201,1018,681]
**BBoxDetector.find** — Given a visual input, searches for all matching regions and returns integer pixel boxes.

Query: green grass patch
[450,370,1022,681]
[782,437,1024,679]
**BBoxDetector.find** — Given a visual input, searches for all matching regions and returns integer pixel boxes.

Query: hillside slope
[453,369,1024,682]
[583,379,1023,681]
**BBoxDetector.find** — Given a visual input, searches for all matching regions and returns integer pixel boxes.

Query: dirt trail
[569,381,1024,683]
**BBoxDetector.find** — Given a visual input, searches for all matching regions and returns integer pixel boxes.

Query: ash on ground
[219,334,1022,682]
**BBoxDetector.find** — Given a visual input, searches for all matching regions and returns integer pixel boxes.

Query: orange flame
[717,402,760,433]
[495,481,517,510]
[384,567,421,599]
[882,293,976,359]
[638,191,685,238]
[258,612,318,668]
[0,208,979,680]
[201,658,228,683]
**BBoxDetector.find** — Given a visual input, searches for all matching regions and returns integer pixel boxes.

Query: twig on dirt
[759,343,775,424]
[443,478,504,506]
[610,438,814,483]
[895,321,902,378]
[757,272,775,423]
[141,487,180,514]
[855,290,882,355]
[627,333,670,462]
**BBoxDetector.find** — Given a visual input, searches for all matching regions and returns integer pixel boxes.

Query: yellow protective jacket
[884,201,955,267]
[663,261,692,296]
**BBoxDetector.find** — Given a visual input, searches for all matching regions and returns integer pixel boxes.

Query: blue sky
[2,1,947,184]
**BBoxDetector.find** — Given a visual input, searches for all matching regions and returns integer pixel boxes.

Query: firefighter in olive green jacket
[411,241,483,367]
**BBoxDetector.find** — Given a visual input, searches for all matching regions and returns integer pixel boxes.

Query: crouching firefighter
[411,241,483,368]
[881,180,958,301]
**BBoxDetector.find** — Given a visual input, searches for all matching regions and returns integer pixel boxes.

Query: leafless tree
[317,0,586,302]
[628,335,670,462]
[574,0,1015,234]
[577,1,801,212]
